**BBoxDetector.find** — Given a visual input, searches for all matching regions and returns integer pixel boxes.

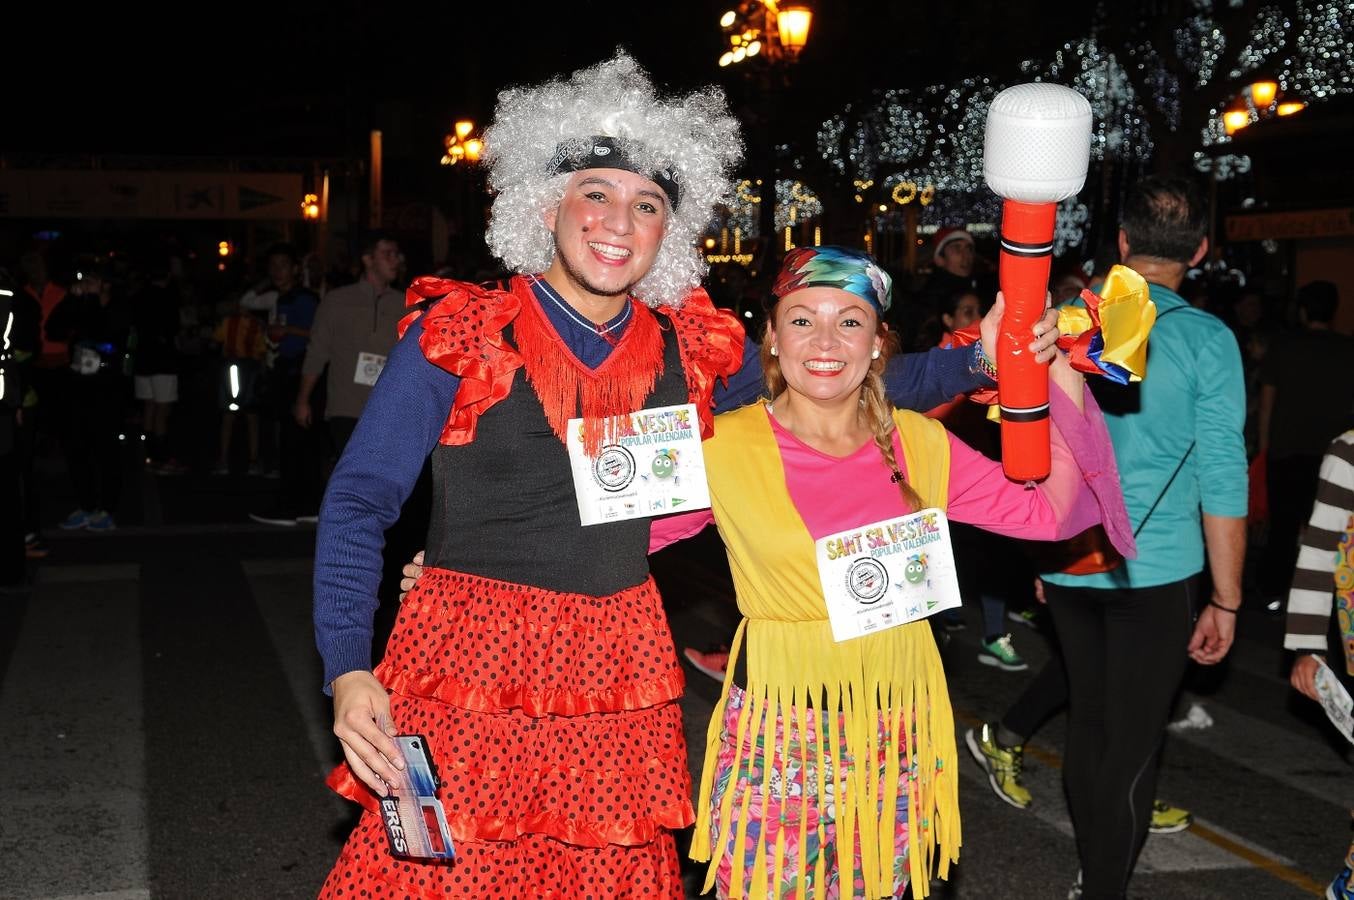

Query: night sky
[10,1,1096,160]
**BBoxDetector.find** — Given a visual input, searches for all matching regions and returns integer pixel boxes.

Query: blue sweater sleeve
[313,317,459,692]
[1194,324,1249,518]
[713,337,990,414]
[713,334,770,412]
[884,343,990,411]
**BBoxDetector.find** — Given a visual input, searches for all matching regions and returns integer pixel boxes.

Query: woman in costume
[648,246,1133,899]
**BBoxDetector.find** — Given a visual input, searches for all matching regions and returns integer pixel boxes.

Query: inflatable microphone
[983,83,1092,482]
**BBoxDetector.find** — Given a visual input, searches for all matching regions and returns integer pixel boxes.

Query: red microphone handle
[997,199,1056,482]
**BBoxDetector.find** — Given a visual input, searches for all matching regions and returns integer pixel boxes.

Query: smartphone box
[379,734,455,860]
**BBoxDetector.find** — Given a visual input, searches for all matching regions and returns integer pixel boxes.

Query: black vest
[425,315,689,595]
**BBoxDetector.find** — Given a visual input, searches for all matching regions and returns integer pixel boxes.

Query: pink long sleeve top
[651,383,1130,555]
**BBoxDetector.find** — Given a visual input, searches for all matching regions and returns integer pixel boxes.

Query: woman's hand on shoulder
[398,551,425,600]
[331,670,404,796]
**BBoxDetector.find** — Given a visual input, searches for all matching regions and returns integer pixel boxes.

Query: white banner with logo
[815,507,962,642]
[566,403,711,526]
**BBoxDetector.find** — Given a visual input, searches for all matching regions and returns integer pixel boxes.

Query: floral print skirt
[707,685,911,899]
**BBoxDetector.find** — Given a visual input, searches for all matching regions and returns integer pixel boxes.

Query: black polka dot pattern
[378,570,686,716]
[319,823,683,898]
[320,567,694,896]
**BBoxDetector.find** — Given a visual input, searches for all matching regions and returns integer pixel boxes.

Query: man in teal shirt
[1042,177,1248,900]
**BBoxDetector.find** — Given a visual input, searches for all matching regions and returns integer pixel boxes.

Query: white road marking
[241,558,348,812]
[0,572,146,900]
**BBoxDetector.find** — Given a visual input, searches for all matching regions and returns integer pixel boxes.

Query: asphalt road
[1,452,1347,899]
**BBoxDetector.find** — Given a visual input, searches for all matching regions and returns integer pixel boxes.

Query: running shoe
[1007,608,1041,629]
[58,509,92,530]
[940,611,966,632]
[24,534,49,559]
[1326,866,1354,900]
[964,722,1032,809]
[978,633,1029,671]
[1147,800,1193,834]
[682,645,730,682]
[1167,702,1214,733]
[85,510,117,532]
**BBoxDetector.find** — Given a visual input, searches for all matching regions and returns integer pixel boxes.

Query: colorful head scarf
[770,246,892,316]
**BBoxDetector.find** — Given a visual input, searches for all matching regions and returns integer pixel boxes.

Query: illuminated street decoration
[817,80,1003,226]
[1054,197,1092,257]
[717,177,823,241]
[817,0,1353,217]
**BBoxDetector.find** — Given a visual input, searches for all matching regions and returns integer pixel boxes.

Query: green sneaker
[978,633,1029,671]
[1148,800,1192,834]
[965,723,1032,809]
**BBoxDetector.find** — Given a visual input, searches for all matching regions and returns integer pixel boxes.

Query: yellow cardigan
[690,402,960,899]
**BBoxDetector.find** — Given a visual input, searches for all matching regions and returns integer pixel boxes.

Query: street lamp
[441,119,485,166]
[716,1,814,273]
[1220,78,1305,136]
[717,1,813,67]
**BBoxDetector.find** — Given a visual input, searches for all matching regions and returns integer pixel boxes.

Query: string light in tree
[775,180,823,232]
[1053,197,1091,257]
[817,80,1001,228]
[823,0,1350,186]
[716,178,824,239]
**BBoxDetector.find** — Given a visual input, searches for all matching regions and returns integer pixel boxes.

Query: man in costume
[313,52,1059,898]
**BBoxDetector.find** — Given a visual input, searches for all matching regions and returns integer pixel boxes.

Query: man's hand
[293,399,312,428]
[1290,653,1325,702]
[1033,577,1046,604]
[978,292,1062,369]
[331,670,404,796]
[398,550,425,601]
[1187,599,1236,665]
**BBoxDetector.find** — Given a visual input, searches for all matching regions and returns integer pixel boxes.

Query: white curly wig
[482,50,744,309]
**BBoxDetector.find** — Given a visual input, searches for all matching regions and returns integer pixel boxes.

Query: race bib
[71,346,102,375]
[566,403,711,526]
[815,508,962,642]
[1314,659,1354,745]
[354,352,387,386]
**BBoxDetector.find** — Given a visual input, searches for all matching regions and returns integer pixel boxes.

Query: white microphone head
[983,83,1093,203]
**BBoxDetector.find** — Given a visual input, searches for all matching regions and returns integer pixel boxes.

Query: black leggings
[1001,651,1068,742]
[1043,577,1197,900]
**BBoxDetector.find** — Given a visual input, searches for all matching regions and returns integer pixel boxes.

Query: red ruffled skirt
[319,568,691,899]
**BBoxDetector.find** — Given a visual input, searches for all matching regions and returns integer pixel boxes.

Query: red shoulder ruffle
[669,288,746,438]
[400,276,524,446]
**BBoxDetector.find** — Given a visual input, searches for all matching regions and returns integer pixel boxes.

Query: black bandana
[548,136,682,210]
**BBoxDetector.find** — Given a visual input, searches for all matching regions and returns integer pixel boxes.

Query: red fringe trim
[511,278,666,457]
[667,288,746,439]
[403,275,746,448]
[401,276,524,446]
